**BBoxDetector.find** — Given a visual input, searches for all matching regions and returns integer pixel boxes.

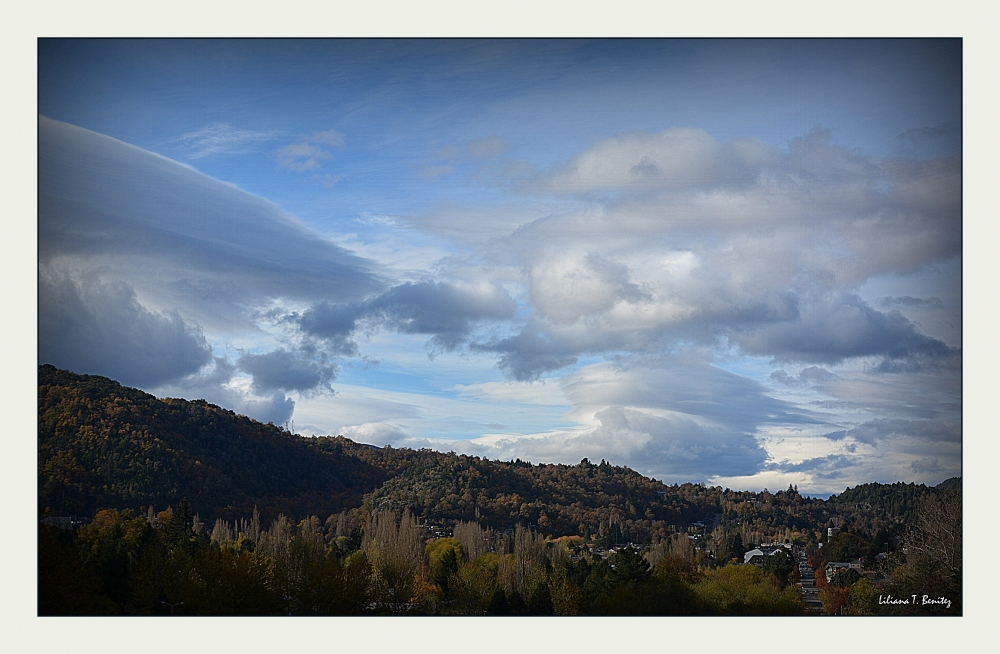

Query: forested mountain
[38,365,721,535]
[39,365,957,542]
[38,365,389,521]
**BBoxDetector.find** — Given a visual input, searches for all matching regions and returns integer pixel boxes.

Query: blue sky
[37,39,962,493]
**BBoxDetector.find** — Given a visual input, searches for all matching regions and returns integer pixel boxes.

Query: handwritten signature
[878,594,952,610]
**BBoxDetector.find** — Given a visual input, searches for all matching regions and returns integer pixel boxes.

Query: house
[744,545,790,566]
[41,516,74,530]
[825,562,851,583]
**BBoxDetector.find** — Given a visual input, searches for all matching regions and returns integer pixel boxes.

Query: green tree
[426,537,463,595]
[38,523,116,615]
[826,531,867,563]
[608,546,651,588]
[526,580,554,615]
[165,498,195,554]
[829,567,862,588]
[693,565,804,615]
[846,577,879,615]
[763,549,795,587]
[448,553,500,615]
[75,508,152,607]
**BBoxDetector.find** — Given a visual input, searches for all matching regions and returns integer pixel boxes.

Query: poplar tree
[363,509,423,612]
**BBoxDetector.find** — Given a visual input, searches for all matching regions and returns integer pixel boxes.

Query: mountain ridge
[38,365,957,542]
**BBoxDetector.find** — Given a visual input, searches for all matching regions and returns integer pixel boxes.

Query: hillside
[38,365,389,522]
[39,365,958,543]
[39,366,717,534]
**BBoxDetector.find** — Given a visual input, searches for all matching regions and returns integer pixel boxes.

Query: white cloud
[451,379,567,406]
[528,252,650,325]
[339,421,411,447]
[466,135,509,159]
[39,116,381,338]
[153,359,296,426]
[319,356,820,483]
[175,122,282,159]
[463,126,961,386]
[275,128,346,172]
[276,142,331,171]
[533,128,772,194]
[309,129,346,147]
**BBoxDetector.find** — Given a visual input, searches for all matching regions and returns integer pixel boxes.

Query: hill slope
[38,366,720,536]
[39,365,388,521]
[38,366,959,542]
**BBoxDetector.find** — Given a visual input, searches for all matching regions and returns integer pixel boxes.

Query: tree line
[40,500,808,616]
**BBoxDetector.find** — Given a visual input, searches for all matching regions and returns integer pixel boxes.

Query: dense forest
[38,365,961,615]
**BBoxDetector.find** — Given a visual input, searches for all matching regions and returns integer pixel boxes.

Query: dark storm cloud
[773,454,854,473]
[590,406,770,479]
[153,357,296,426]
[366,282,516,350]
[37,116,388,413]
[733,294,956,365]
[877,296,945,309]
[824,418,961,445]
[472,323,579,381]
[236,349,338,395]
[297,281,517,353]
[38,273,212,388]
[295,302,363,355]
[770,366,840,387]
[910,457,942,474]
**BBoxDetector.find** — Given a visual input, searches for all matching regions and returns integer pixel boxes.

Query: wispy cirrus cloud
[276,129,346,172]
[175,122,283,159]
[276,142,331,171]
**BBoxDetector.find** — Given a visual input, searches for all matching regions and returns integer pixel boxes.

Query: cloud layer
[458,127,962,385]
[37,114,961,489]
[39,116,383,327]
[38,273,212,388]
[38,117,383,419]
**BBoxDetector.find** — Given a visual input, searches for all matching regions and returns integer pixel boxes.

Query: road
[796,550,824,614]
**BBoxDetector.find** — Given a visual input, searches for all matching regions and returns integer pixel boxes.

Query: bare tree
[335,511,349,537]
[258,514,292,567]
[547,539,570,567]
[907,490,961,576]
[249,506,261,546]
[210,518,233,544]
[363,509,424,612]
[498,524,547,597]
[453,521,494,561]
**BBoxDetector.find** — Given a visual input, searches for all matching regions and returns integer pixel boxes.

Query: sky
[37,38,962,495]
